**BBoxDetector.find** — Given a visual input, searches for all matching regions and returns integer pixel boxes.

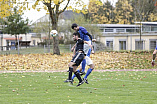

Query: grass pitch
[0,71,157,104]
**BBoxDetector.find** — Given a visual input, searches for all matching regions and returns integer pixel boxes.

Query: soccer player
[151,46,157,66]
[65,32,92,87]
[71,23,95,84]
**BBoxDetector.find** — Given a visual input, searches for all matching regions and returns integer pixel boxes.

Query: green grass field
[0,71,157,104]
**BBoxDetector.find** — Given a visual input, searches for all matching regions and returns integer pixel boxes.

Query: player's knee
[68,62,73,67]
[90,64,94,69]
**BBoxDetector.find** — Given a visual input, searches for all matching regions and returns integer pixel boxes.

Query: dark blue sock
[84,68,93,79]
[72,70,80,80]
[81,59,86,72]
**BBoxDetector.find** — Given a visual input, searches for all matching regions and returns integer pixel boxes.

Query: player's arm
[151,49,157,66]
[85,32,93,40]
[71,44,76,52]
[72,47,76,58]
[84,41,92,49]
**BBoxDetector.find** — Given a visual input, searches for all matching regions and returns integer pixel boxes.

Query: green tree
[3,7,30,49]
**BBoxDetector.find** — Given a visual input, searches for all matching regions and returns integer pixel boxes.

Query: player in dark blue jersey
[151,46,157,66]
[64,32,92,87]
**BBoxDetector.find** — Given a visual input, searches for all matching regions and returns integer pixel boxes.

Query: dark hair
[73,32,80,37]
[71,23,78,29]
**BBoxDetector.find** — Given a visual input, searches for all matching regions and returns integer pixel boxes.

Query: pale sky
[22,0,118,24]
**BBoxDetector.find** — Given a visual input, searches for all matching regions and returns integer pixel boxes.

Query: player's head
[71,23,78,31]
[73,32,80,41]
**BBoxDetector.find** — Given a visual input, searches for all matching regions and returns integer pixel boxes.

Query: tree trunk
[52,36,60,55]
[51,17,60,55]
[15,35,17,50]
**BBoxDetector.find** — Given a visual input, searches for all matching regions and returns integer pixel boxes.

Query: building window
[135,41,143,50]
[142,26,151,32]
[151,26,157,31]
[116,29,125,32]
[126,29,135,32]
[150,40,157,50]
[119,41,126,50]
[99,28,104,32]
[105,29,113,32]
[106,41,113,50]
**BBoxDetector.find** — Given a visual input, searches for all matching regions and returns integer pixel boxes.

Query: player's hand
[72,54,75,58]
[89,45,93,48]
[151,60,155,66]
[92,50,95,54]
[71,48,74,52]
[92,39,96,42]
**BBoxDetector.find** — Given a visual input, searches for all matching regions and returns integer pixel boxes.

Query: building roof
[4,37,22,40]
[42,36,53,40]
[102,32,157,37]
[95,24,140,28]
[135,22,157,24]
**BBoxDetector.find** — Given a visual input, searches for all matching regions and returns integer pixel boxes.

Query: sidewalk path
[0,69,157,73]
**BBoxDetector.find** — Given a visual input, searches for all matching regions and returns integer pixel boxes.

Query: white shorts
[84,41,91,55]
[81,56,93,66]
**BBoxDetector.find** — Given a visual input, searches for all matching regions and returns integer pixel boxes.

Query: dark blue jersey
[156,46,157,50]
[75,38,84,52]
[78,26,90,41]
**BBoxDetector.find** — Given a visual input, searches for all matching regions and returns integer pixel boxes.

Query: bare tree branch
[58,0,70,14]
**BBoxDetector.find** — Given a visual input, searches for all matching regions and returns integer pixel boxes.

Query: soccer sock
[74,71,82,83]
[81,59,86,72]
[72,70,80,80]
[84,68,93,79]
[68,67,73,80]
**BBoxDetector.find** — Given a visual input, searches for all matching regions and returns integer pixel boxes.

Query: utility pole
[48,14,51,53]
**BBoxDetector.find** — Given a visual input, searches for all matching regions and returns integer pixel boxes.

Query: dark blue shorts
[71,52,85,66]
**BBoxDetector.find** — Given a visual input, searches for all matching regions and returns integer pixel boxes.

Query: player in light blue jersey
[151,46,157,66]
[70,23,95,84]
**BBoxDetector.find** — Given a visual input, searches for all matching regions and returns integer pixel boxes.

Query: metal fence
[0,42,108,55]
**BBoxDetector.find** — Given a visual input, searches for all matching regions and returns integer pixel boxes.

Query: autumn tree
[114,0,134,24]
[88,0,116,24]
[103,0,115,24]
[1,0,88,55]
[0,0,14,18]
[131,0,156,49]
[88,0,105,24]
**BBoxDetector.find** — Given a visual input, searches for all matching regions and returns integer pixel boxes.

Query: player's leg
[83,56,94,84]
[73,52,85,87]
[80,43,91,75]
[79,48,91,75]
[71,69,80,80]
[64,52,79,84]
[73,66,83,85]
[64,62,75,84]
